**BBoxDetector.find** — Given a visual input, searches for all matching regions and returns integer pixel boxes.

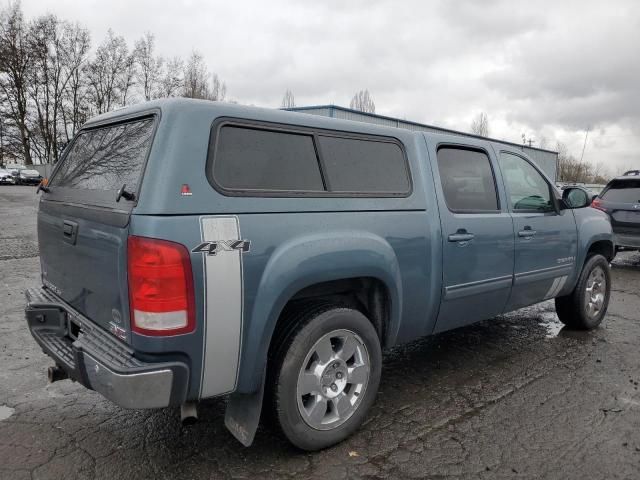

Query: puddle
[538,311,565,338]
[0,405,15,421]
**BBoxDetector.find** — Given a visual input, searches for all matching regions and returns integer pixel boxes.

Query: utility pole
[580,127,590,163]
[521,133,535,148]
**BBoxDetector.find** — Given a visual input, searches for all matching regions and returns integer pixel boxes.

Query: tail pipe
[181,402,198,426]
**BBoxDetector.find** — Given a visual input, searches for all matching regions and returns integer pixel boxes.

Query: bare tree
[183,51,209,99]
[60,22,90,142]
[556,141,609,183]
[182,51,225,101]
[119,53,136,106]
[281,89,295,108]
[0,2,32,164]
[470,112,489,137]
[134,32,163,101]
[1,5,241,166]
[26,14,90,163]
[160,56,183,97]
[350,89,375,113]
[85,29,133,114]
[210,73,226,101]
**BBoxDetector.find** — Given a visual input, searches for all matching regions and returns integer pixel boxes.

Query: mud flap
[224,369,265,447]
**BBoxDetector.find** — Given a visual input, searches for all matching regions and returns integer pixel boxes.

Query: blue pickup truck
[25,99,613,450]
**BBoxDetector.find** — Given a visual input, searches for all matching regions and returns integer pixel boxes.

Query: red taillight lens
[591,198,607,212]
[127,236,195,336]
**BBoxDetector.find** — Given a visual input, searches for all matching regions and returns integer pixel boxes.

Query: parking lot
[1,185,639,479]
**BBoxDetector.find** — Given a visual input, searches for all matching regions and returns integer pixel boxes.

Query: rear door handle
[448,232,475,242]
[518,228,536,238]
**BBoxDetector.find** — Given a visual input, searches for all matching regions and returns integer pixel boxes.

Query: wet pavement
[1,186,639,479]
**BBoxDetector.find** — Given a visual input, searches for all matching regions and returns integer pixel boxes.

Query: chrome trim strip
[444,274,513,300]
[199,216,243,398]
[514,264,573,285]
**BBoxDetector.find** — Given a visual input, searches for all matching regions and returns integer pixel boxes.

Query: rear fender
[236,230,402,393]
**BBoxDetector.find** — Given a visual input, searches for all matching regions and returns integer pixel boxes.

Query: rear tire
[555,254,611,330]
[270,302,381,451]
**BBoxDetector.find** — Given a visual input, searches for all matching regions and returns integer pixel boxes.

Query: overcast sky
[21,0,640,175]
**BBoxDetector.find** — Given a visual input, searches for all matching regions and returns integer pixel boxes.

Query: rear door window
[601,180,640,203]
[52,117,155,192]
[436,147,499,212]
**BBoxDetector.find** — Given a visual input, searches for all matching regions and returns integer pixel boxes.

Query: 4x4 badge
[192,240,251,256]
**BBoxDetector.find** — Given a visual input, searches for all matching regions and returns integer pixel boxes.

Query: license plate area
[67,316,81,341]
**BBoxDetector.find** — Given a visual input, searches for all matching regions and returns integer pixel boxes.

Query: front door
[497,150,578,310]
[430,142,515,333]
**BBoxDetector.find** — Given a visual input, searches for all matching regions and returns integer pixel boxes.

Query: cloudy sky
[21,0,640,175]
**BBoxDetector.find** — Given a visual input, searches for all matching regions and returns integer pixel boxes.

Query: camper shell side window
[206,118,412,197]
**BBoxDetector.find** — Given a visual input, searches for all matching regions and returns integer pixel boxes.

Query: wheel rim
[585,266,606,319]
[296,329,370,431]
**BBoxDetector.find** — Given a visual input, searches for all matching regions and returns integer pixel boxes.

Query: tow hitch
[47,365,68,383]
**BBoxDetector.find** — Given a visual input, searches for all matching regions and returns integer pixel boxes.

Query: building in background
[286,105,558,181]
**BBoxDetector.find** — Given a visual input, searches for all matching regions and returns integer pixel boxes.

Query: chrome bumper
[25,287,188,409]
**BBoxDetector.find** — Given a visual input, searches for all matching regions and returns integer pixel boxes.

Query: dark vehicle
[16,168,43,185]
[592,170,640,251]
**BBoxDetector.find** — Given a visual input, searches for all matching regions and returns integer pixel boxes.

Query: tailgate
[38,115,157,337]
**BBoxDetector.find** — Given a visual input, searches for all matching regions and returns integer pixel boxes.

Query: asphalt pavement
[1,185,639,479]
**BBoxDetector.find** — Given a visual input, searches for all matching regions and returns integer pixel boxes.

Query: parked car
[15,168,43,185]
[592,170,640,251]
[0,168,16,185]
[25,99,614,451]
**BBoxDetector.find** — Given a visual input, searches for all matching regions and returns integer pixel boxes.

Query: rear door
[497,150,578,310]
[429,141,514,333]
[38,115,157,338]
[598,178,640,247]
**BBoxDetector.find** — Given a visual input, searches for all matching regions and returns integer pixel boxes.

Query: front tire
[555,254,611,329]
[271,303,382,451]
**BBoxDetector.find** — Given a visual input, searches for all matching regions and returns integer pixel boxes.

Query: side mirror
[562,187,591,209]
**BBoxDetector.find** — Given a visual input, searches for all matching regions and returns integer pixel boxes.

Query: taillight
[127,235,195,336]
[591,198,607,212]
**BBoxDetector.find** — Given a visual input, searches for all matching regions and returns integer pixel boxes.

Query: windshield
[601,179,640,203]
[50,117,155,192]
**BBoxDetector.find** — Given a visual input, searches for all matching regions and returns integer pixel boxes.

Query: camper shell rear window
[51,117,156,193]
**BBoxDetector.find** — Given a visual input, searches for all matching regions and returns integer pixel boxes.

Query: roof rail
[623,170,640,176]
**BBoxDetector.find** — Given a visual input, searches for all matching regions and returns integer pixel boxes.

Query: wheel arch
[235,231,402,394]
[586,239,615,262]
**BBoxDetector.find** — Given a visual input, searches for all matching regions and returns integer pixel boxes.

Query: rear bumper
[614,233,640,249]
[25,287,189,409]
